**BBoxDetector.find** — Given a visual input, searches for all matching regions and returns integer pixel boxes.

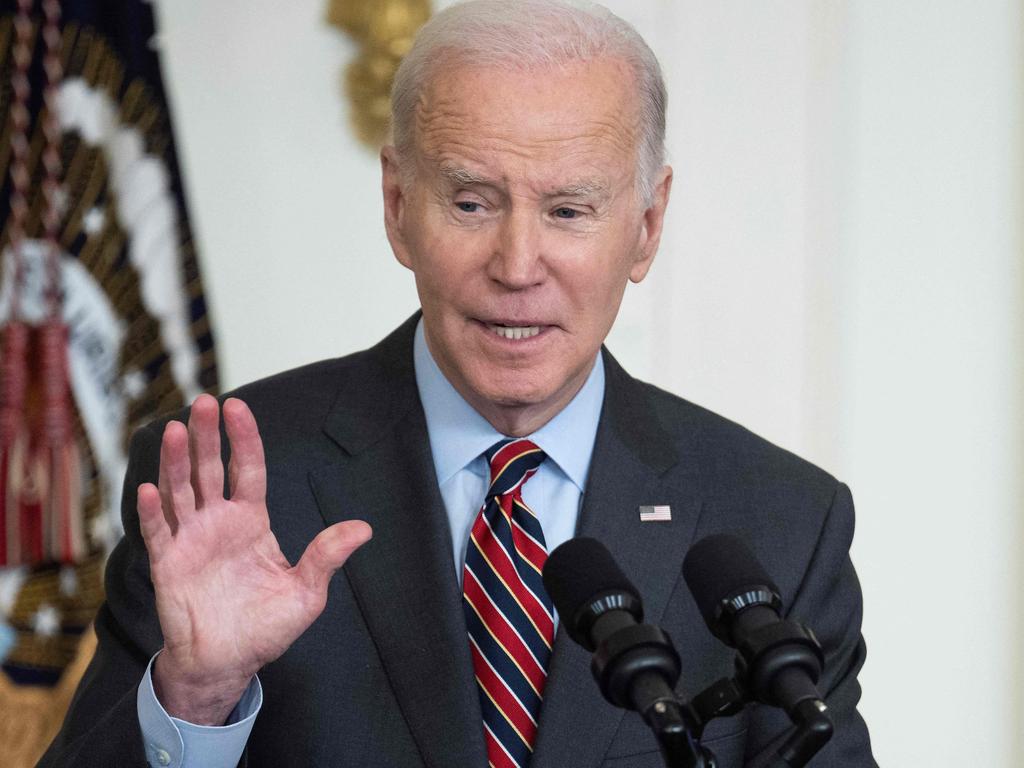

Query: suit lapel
[309,318,486,768]
[532,350,704,768]
[306,323,704,768]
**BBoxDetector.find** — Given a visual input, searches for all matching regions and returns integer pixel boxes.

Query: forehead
[412,56,641,185]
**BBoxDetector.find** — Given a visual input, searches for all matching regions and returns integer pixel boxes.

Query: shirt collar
[413,318,604,492]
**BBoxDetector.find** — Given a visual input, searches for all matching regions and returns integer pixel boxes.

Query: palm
[137,396,371,713]
[153,497,316,678]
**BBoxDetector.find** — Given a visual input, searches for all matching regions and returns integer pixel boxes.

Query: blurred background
[0,0,1021,765]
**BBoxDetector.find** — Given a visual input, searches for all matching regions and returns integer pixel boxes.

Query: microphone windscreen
[682,534,779,630]
[543,537,640,622]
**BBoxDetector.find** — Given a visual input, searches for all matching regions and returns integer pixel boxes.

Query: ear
[629,165,673,284]
[381,145,413,270]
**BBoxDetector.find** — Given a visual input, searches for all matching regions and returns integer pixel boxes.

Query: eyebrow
[550,179,610,199]
[439,165,493,187]
[437,163,611,201]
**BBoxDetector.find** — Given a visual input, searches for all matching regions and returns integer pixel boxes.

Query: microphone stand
[589,622,716,768]
[590,625,834,768]
[682,674,833,768]
[639,686,716,768]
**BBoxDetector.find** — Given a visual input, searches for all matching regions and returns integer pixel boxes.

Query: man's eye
[456,201,481,213]
[554,207,579,219]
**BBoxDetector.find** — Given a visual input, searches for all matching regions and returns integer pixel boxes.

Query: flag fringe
[0,322,85,566]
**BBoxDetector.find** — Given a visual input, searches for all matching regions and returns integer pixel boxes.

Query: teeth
[487,324,542,340]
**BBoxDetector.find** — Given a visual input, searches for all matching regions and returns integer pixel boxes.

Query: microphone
[543,537,677,711]
[542,536,643,649]
[544,538,715,768]
[682,534,833,759]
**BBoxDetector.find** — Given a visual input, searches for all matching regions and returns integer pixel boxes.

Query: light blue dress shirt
[137,318,605,767]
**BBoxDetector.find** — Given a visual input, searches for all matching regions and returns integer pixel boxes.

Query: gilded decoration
[327,0,432,147]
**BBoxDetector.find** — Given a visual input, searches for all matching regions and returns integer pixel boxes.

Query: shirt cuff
[137,651,263,768]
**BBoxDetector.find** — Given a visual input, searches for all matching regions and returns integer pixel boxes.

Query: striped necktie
[462,438,554,768]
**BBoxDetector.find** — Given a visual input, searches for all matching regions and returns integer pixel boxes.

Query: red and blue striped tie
[463,438,554,768]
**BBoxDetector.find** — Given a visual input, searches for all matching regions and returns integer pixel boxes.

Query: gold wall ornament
[326,0,432,148]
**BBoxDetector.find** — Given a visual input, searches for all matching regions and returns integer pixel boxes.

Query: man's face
[382,56,672,435]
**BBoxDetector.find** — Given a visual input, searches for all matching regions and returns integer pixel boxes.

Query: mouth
[473,317,554,342]
[484,322,544,340]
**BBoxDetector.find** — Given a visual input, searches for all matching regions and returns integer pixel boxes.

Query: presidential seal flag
[0,1,219,763]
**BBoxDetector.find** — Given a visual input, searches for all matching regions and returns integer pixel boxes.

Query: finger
[158,421,196,527]
[187,394,224,508]
[296,520,373,593]
[137,482,173,558]
[223,398,267,505]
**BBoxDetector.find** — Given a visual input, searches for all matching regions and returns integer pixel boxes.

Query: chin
[480,385,550,409]
[470,375,555,410]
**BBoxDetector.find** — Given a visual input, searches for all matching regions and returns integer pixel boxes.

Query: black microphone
[682,534,833,759]
[544,538,715,768]
[542,536,644,650]
[543,537,677,712]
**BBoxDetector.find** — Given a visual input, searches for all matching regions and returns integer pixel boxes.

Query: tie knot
[485,438,546,498]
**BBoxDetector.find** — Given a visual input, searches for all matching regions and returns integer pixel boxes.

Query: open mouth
[484,322,544,340]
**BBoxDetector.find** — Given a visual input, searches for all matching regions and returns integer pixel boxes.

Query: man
[41,2,875,766]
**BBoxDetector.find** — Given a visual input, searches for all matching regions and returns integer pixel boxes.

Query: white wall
[156,0,418,389]
[156,1,1023,764]
[837,2,1024,765]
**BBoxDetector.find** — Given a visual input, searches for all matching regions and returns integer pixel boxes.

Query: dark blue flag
[0,2,219,757]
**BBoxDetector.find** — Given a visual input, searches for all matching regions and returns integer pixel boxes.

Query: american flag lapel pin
[639,505,672,522]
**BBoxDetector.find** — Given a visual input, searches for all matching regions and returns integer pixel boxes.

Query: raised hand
[136,394,372,725]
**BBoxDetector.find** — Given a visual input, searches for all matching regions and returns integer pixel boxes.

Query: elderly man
[41,2,875,767]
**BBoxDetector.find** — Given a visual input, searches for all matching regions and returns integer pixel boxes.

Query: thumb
[296,520,373,592]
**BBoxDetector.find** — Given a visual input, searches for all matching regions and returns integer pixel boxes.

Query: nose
[486,208,546,290]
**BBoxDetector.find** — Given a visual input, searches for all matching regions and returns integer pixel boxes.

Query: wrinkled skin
[382,56,672,435]
[143,396,371,724]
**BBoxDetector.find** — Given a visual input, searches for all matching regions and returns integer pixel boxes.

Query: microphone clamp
[568,589,643,651]
[710,586,782,642]
[734,619,824,709]
[591,623,680,711]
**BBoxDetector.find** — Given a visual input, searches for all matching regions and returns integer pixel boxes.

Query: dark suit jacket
[40,315,875,767]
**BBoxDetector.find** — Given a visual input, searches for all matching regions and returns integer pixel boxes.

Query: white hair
[390,0,668,205]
